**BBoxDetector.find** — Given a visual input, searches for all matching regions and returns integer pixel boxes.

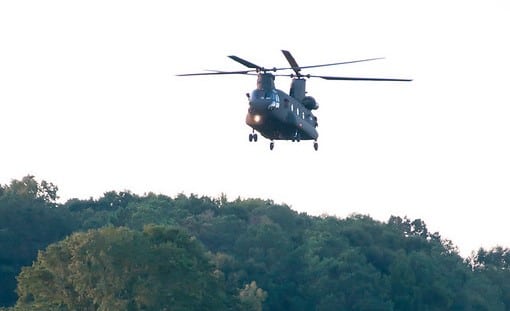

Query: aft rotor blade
[176,70,251,77]
[281,50,301,75]
[228,55,262,69]
[297,57,385,70]
[311,75,412,82]
[280,51,383,76]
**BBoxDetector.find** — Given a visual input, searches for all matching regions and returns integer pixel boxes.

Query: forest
[1,176,510,310]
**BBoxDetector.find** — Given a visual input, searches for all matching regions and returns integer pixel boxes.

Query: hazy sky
[1,1,509,256]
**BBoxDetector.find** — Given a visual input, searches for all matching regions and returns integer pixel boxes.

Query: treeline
[1,176,510,310]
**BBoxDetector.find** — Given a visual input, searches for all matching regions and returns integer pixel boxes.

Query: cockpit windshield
[251,90,271,100]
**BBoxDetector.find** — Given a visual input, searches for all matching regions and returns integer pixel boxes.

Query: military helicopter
[177,50,411,150]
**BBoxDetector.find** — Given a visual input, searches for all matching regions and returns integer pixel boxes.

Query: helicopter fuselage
[245,73,318,141]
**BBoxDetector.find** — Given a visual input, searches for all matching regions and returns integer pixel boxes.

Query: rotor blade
[298,57,385,70]
[228,55,262,69]
[176,70,251,77]
[310,75,412,82]
[272,57,385,72]
[281,50,301,75]
[204,70,262,76]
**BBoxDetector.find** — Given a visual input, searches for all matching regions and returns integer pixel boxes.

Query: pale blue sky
[1,0,509,256]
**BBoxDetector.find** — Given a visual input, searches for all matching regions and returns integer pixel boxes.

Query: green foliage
[15,226,228,310]
[0,175,58,208]
[0,176,74,307]
[238,281,267,311]
[468,247,510,310]
[2,176,510,310]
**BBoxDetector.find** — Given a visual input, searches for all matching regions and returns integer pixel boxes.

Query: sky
[1,0,509,256]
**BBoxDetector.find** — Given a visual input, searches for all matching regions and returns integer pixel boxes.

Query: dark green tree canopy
[16,226,229,311]
[0,176,72,307]
[2,176,510,310]
[0,175,58,207]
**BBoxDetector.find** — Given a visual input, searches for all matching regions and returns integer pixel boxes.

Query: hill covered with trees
[1,176,509,310]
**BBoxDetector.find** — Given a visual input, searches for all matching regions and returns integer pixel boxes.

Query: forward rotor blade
[228,55,262,69]
[176,70,251,77]
[311,75,412,82]
[281,50,301,75]
[205,69,259,76]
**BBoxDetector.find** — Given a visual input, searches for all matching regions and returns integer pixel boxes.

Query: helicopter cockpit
[250,89,280,111]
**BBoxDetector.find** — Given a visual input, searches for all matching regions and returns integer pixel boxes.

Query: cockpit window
[251,90,264,99]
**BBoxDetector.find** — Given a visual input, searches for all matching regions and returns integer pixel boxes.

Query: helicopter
[177,50,411,150]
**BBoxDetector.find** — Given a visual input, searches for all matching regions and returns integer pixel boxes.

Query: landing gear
[270,141,274,150]
[292,131,301,142]
[313,141,318,151]
[248,132,258,142]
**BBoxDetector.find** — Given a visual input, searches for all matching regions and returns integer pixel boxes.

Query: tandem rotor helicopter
[177,50,411,151]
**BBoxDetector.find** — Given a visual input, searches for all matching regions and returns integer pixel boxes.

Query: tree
[469,247,510,309]
[0,176,58,208]
[238,281,267,311]
[15,226,229,310]
[0,176,72,307]
[4,177,510,310]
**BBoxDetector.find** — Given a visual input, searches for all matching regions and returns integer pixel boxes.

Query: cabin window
[291,104,294,111]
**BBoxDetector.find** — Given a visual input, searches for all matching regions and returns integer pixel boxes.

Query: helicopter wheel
[249,133,258,142]
[249,131,258,143]
[314,141,318,151]
[270,141,274,150]
[293,131,301,142]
